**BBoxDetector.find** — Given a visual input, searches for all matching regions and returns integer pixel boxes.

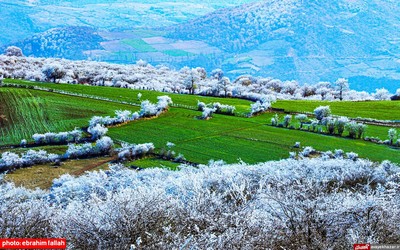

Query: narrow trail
[71,156,116,176]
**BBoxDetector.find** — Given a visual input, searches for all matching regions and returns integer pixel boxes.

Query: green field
[108,108,400,164]
[0,87,138,145]
[6,79,253,114]
[1,80,400,189]
[273,100,400,121]
[121,39,157,52]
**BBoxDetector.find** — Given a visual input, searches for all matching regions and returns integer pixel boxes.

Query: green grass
[164,49,195,57]
[6,79,253,114]
[121,39,157,52]
[3,79,400,166]
[109,108,400,164]
[2,79,400,190]
[126,157,180,170]
[0,87,138,145]
[272,100,400,121]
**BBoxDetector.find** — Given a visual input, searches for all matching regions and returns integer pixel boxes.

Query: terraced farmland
[0,87,137,145]
[1,80,399,190]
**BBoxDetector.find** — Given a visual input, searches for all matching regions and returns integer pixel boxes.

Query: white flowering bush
[87,124,108,140]
[1,155,398,248]
[201,107,217,120]
[32,128,82,145]
[0,150,61,171]
[250,100,271,116]
[314,105,331,122]
[117,142,155,160]
[388,128,398,145]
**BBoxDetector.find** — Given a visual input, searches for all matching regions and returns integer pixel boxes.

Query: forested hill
[167,0,400,87]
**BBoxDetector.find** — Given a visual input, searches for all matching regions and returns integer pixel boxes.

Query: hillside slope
[0,0,258,46]
[168,0,400,90]
[7,27,105,59]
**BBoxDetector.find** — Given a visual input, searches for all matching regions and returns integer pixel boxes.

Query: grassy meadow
[1,79,399,188]
[0,87,138,145]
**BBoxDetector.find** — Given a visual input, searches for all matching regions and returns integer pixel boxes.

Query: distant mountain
[0,0,258,46]
[167,0,400,91]
[5,27,104,59]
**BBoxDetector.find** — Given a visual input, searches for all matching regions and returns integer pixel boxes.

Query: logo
[354,244,370,250]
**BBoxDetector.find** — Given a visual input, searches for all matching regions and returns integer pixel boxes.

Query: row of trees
[272,106,368,139]
[1,51,399,101]
[88,95,172,129]
[31,128,83,145]
[197,101,236,115]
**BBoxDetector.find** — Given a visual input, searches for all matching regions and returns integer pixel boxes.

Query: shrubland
[0,155,399,249]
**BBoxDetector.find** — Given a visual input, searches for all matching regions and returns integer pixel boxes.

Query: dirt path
[71,156,116,176]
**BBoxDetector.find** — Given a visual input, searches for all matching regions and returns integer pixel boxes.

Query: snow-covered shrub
[115,110,132,123]
[326,117,336,134]
[140,96,172,117]
[201,107,216,120]
[117,143,155,160]
[334,149,344,159]
[388,128,398,145]
[212,102,235,115]
[65,143,95,159]
[250,100,271,116]
[94,136,114,155]
[197,101,206,111]
[41,157,400,249]
[300,146,316,157]
[139,100,158,117]
[32,128,82,145]
[271,117,277,126]
[20,139,27,147]
[32,134,45,144]
[346,121,358,138]
[335,116,349,136]
[314,105,331,122]
[0,152,23,170]
[346,121,366,139]
[87,124,108,140]
[174,153,186,162]
[156,95,173,111]
[357,123,367,139]
[283,114,292,128]
[197,101,235,115]
[0,150,61,171]
[295,114,307,128]
[310,119,319,132]
[346,152,359,161]
[66,137,115,159]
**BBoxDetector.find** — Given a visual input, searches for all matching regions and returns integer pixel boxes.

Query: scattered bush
[314,106,331,122]
[283,114,292,128]
[117,142,155,161]
[388,128,398,145]
[201,107,217,120]
[295,114,308,128]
